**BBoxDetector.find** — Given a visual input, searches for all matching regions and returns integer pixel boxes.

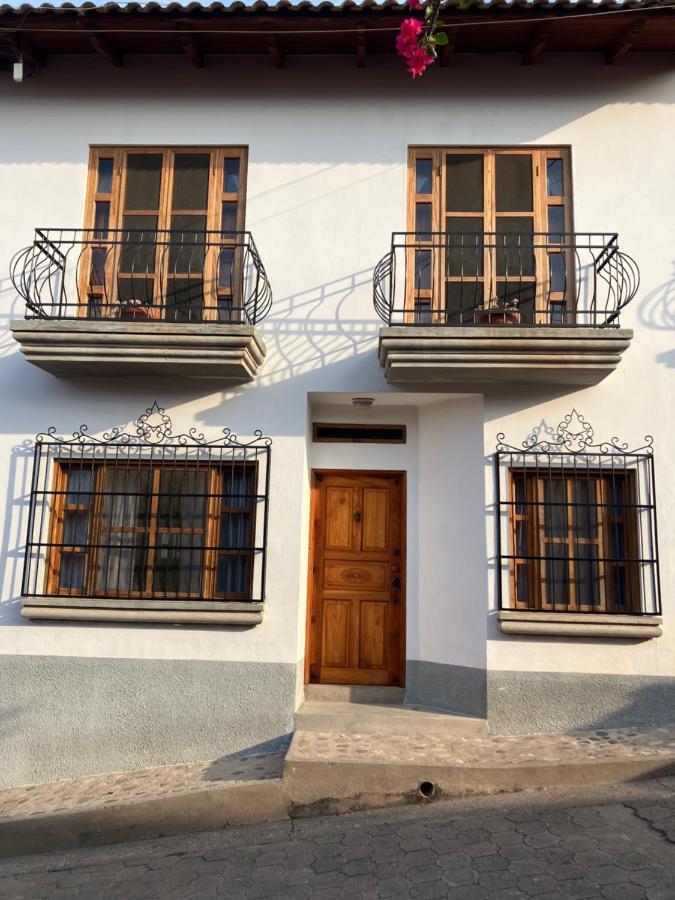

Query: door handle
[391,576,401,605]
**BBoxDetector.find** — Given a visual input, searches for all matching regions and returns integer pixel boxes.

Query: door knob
[354,510,362,522]
[391,576,401,605]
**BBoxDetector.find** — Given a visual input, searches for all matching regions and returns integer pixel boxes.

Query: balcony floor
[11,319,267,380]
[379,325,633,386]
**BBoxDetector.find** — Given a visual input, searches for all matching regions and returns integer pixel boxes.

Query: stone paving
[2,726,673,824]
[0,750,285,821]
[290,727,675,769]
[1,778,674,899]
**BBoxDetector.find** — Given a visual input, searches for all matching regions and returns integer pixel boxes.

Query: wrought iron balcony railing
[10,228,272,325]
[373,232,639,328]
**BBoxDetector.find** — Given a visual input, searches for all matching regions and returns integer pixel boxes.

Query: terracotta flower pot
[473,308,521,325]
[117,303,158,321]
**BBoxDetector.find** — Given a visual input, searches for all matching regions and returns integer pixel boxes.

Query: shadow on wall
[638,261,675,332]
[487,662,675,737]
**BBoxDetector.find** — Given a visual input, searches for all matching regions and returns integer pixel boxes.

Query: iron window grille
[494,410,660,616]
[22,404,271,613]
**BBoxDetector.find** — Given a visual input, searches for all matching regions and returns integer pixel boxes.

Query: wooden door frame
[304,468,407,686]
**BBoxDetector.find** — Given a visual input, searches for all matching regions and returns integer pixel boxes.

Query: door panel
[308,472,405,686]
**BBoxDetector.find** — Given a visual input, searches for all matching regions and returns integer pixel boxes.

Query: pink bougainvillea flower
[405,45,435,77]
[398,16,423,45]
[408,0,422,9]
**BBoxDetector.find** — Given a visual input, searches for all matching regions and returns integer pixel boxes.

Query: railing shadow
[637,262,675,332]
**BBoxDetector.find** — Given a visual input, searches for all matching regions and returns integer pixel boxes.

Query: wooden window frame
[407,146,574,323]
[80,146,248,320]
[45,458,257,602]
[508,467,641,613]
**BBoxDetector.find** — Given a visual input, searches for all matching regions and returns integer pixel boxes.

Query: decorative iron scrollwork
[35,402,273,450]
[496,408,653,456]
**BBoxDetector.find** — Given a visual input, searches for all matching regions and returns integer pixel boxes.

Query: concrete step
[295,700,488,738]
[285,727,675,816]
[303,684,405,704]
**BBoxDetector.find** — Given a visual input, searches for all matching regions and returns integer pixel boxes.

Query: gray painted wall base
[404,660,675,736]
[405,660,487,719]
[488,670,675,735]
[0,655,296,789]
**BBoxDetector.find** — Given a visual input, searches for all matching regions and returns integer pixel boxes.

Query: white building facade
[0,0,673,789]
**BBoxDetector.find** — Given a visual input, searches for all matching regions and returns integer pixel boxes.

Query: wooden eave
[0,7,674,68]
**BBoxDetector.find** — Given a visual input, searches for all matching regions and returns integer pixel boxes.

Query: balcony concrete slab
[10,319,267,380]
[379,326,633,385]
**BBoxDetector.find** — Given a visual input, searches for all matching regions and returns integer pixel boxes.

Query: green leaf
[424,5,433,18]
[458,0,473,9]
[433,31,449,45]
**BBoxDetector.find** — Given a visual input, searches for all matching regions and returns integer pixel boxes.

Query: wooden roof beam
[2,34,47,68]
[357,24,366,68]
[88,33,123,66]
[180,35,204,68]
[524,24,552,66]
[605,18,646,65]
[439,27,459,67]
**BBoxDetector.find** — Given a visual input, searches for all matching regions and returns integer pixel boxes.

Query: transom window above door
[83,146,247,321]
[409,146,573,324]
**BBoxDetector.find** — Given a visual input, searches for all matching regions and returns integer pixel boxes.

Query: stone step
[303,684,405,705]
[295,700,488,738]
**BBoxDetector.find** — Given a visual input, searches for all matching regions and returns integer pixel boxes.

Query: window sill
[498,610,662,639]
[21,600,263,627]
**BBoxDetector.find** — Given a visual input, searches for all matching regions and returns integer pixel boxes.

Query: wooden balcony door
[408,146,573,324]
[82,146,247,320]
[307,471,405,686]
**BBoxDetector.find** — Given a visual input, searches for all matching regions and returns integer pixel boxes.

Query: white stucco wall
[0,54,673,683]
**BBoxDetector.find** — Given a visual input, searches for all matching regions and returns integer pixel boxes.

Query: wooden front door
[307,471,405,686]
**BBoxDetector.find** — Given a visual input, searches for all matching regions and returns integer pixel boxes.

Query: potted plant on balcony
[473,297,521,326]
[112,298,160,321]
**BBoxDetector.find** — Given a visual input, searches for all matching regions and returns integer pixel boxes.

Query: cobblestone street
[1,778,674,900]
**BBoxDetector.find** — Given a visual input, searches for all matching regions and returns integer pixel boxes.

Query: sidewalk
[1,726,674,858]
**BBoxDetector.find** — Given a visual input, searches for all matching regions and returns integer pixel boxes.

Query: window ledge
[21,600,263,627]
[498,610,662,639]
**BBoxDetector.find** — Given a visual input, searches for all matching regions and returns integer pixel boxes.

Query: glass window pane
[444,281,484,325]
[544,479,567,538]
[445,154,484,212]
[94,202,110,238]
[221,202,238,233]
[100,469,151,528]
[120,215,158,274]
[157,470,207,528]
[165,278,204,322]
[66,469,93,505]
[217,555,249,594]
[414,249,431,291]
[96,534,147,594]
[168,215,207,273]
[545,543,568,608]
[516,563,529,606]
[574,543,600,608]
[549,253,566,293]
[415,202,432,236]
[550,302,566,325]
[547,158,564,197]
[59,553,86,591]
[123,154,163,212]
[496,217,534,277]
[573,478,598,540]
[63,511,89,546]
[171,153,210,211]
[224,157,240,194]
[153,535,204,595]
[548,206,565,243]
[444,216,484,277]
[415,158,432,195]
[496,154,533,212]
[90,247,107,287]
[97,158,114,195]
